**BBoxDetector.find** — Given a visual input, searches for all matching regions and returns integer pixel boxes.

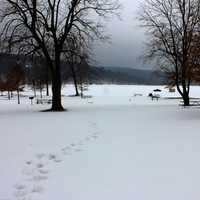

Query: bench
[148,93,160,101]
[36,98,52,104]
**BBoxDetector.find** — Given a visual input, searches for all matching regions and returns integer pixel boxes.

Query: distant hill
[88,66,167,85]
[0,54,167,85]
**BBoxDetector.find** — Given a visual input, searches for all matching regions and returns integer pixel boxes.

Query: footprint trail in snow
[12,121,101,200]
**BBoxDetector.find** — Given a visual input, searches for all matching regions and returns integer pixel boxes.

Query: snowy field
[1,84,200,200]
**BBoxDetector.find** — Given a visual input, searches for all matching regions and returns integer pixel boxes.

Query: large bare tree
[0,0,120,111]
[139,0,200,106]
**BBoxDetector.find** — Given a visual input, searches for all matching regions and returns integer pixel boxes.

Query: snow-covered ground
[1,85,200,200]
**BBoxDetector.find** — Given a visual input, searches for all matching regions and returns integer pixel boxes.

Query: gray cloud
[92,0,153,69]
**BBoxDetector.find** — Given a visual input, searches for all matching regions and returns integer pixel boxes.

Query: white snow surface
[1,84,200,200]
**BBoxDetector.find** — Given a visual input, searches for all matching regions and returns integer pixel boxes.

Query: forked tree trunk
[176,81,190,106]
[181,79,190,106]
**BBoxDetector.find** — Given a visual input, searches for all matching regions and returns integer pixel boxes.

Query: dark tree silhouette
[0,0,120,111]
[139,0,200,106]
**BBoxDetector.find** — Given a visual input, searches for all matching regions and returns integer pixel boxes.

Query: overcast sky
[93,0,152,69]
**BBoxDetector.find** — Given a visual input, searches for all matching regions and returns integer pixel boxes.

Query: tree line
[0,53,90,100]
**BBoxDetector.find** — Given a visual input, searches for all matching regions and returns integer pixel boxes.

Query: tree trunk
[33,80,36,97]
[46,80,49,96]
[40,81,43,99]
[46,65,49,96]
[51,58,64,111]
[181,79,190,106]
[176,75,190,107]
[8,91,10,100]
[71,64,79,96]
[17,88,20,104]
[182,92,190,106]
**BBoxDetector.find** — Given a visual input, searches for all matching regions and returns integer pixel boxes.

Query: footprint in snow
[36,163,45,169]
[31,175,48,182]
[14,189,28,198]
[31,185,44,194]
[26,161,33,165]
[14,184,27,191]
[62,146,71,151]
[22,167,36,176]
[48,153,63,163]
[38,169,49,175]
[35,153,46,160]
[48,154,57,160]
[62,146,73,155]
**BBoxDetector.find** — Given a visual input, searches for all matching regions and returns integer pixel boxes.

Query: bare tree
[27,56,51,97]
[77,57,89,97]
[139,0,200,106]
[0,0,120,111]
[64,32,90,96]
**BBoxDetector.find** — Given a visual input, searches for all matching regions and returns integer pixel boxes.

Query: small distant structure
[165,85,176,93]
[169,88,176,93]
[134,93,143,97]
